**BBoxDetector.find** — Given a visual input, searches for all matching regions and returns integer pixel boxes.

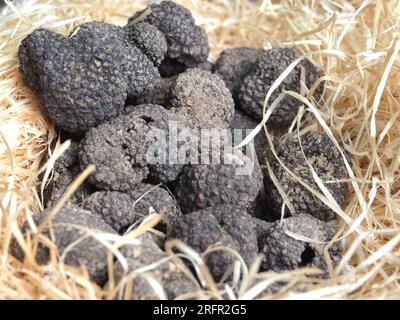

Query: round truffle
[265,132,349,221]
[113,233,197,299]
[11,205,117,285]
[170,68,235,129]
[79,113,150,191]
[128,0,209,67]
[125,22,167,66]
[84,184,180,233]
[168,205,258,281]
[214,47,259,99]
[18,22,160,132]
[238,48,324,126]
[174,152,263,214]
[260,214,341,272]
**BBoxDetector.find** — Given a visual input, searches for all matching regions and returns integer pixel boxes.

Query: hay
[1,0,400,299]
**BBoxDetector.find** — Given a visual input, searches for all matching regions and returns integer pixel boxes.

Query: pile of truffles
[13,1,350,299]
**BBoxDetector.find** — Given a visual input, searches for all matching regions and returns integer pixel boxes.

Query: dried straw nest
[1,0,400,299]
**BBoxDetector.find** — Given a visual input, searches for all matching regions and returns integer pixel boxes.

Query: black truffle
[260,214,341,272]
[79,112,150,191]
[113,233,196,299]
[174,152,263,214]
[18,21,160,132]
[214,47,259,100]
[125,22,167,66]
[128,0,209,67]
[168,205,258,281]
[170,68,235,129]
[265,132,349,221]
[11,205,117,285]
[45,141,93,208]
[238,48,324,126]
[84,183,180,233]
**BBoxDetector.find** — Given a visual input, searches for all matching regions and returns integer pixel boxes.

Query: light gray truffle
[238,48,324,126]
[260,214,341,272]
[174,152,263,214]
[84,183,180,233]
[113,233,197,299]
[170,68,235,129]
[11,205,117,285]
[265,132,349,221]
[168,205,258,281]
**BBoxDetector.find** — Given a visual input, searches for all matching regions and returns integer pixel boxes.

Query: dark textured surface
[128,0,209,67]
[168,205,258,281]
[229,109,268,163]
[84,184,180,233]
[125,22,167,66]
[214,47,259,100]
[11,205,117,285]
[174,152,263,214]
[125,104,186,183]
[132,76,176,107]
[170,68,235,129]
[113,233,196,299]
[260,214,341,272]
[45,141,93,208]
[18,22,160,132]
[79,112,150,191]
[265,132,350,221]
[238,48,324,126]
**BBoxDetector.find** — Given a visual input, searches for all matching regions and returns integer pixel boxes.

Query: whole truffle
[11,205,117,285]
[168,205,258,281]
[79,113,150,191]
[125,22,167,66]
[260,214,341,272]
[174,152,263,214]
[238,48,324,126]
[214,47,259,100]
[170,68,235,129]
[84,183,180,233]
[18,22,160,132]
[113,233,197,299]
[45,141,93,208]
[128,0,209,67]
[265,132,349,221]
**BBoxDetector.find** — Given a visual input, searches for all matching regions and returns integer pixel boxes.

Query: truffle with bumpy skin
[45,141,94,208]
[128,1,209,67]
[238,48,324,126]
[113,233,197,299]
[11,205,117,285]
[170,68,235,129]
[79,113,150,191]
[125,22,167,66]
[265,132,349,221]
[18,21,160,132]
[214,47,259,100]
[260,214,341,272]
[84,183,180,233]
[168,205,258,281]
[174,152,263,214]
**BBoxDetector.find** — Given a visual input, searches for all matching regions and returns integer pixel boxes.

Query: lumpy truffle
[238,48,324,126]
[265,132,349,221]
